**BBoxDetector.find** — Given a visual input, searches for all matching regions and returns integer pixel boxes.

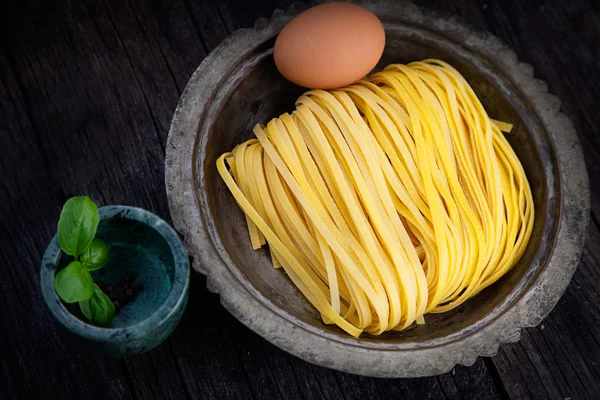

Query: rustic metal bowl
[165,1,589,377]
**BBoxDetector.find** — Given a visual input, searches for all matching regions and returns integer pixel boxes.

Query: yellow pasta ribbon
[216,60,534,336]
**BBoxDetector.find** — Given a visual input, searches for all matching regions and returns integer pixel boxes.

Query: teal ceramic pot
[40,206,190,357]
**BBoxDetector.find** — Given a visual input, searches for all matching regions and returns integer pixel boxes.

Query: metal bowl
[165,1,589,377]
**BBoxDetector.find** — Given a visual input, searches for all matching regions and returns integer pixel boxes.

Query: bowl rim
[164,0,589,377]
[40,205,190,341]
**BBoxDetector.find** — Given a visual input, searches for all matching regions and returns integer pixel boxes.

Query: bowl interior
[56,214,176,328]
[200,27,558,345]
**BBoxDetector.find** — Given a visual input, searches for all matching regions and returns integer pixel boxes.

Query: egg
[274,3,385,89]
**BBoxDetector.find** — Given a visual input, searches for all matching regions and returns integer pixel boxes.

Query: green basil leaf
[57,196,100,257]
[54,261,94,303]
[80,238,110,271]
[79,284,116,327]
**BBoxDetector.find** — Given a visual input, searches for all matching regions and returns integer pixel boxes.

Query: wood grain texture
[1,0,598,399]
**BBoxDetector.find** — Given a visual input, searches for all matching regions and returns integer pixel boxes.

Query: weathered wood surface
[1,0,598,399]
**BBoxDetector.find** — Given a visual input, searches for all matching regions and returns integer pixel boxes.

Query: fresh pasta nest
[217,60,534,337]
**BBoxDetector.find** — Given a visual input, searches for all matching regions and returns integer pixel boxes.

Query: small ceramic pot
[40,206,190,357]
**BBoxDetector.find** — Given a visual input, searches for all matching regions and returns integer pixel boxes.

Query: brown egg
[274,3,385,89]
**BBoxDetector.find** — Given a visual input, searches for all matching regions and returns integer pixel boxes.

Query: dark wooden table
[1,0,599,399]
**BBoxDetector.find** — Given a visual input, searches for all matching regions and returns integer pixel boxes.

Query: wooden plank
[254,344,306,400]
[370,359,503,400]
[481,0,600,210]
[0,355,17,399]
[0,0,190,397]
[473,0,600,398]
[493,220,600,399]
[374,376,444,400]
[167,274,271,400]
[333,371,383,400]
[0,41,135,400]
[123,0,206,93]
